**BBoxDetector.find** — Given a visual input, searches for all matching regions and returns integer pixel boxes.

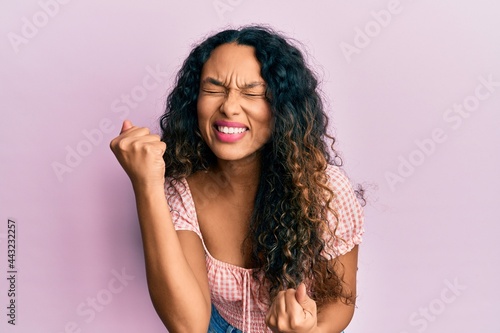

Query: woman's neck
[211,153,261,202]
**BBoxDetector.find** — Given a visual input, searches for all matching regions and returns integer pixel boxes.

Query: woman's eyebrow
[201,77,266,89]
[202,77,224,86]
[241,82,266,89]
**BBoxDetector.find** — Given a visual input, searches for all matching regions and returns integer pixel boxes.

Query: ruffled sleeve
[164,178,202,239]
[324,165,365,258]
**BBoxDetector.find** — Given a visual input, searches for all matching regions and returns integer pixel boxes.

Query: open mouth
[215,125,249,134]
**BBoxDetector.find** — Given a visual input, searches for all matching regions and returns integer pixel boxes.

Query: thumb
[120,120,134,134]
[295,283,314,312]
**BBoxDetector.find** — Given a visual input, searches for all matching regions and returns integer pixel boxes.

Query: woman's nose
[219,90,241,116]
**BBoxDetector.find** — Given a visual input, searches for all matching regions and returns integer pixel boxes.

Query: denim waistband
[208,304,243,333]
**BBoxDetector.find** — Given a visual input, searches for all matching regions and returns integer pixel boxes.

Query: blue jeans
[208,304,243,333]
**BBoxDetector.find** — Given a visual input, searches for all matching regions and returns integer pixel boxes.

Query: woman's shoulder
[164,176,202,235]
[324,164,365,256]
[325,164,354,191]
[164,176,189,201]
[324,164,364,229]
[165,170,208,197]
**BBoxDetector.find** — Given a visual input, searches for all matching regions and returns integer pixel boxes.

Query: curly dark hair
[160,25,362,308]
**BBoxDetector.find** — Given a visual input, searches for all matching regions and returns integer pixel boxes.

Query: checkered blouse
[165,164,365,332]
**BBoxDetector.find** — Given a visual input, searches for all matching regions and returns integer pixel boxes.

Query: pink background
[1,1,499,332]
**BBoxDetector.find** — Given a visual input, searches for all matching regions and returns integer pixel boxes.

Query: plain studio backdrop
[1,1,499,332]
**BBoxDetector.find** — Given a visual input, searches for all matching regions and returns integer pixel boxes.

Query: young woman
[110,26,365,333]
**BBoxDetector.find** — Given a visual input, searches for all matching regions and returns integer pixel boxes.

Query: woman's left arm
[265,245,359,333]
[316,245,359,333]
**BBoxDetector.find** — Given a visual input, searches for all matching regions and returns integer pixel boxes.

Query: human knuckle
[289,317,300,329]
[117,138,129,151]
[265,314,274,325]
[277,317,287,329]
[143,144,155,153]
[129,139,140,149]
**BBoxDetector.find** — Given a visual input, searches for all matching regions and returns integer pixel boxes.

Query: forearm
[315,300,355,333]
[315,245,359,333]
[133,184,210,333]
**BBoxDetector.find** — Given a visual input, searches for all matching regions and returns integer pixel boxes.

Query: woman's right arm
[110,120,211,333]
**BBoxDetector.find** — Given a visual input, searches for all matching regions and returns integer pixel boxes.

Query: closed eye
[243,93,265,97]
[203,89,226,95]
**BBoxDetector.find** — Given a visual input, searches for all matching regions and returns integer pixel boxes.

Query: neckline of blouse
[179,177,256,273]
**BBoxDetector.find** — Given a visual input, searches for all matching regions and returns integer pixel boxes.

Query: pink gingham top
[165,165,364,333]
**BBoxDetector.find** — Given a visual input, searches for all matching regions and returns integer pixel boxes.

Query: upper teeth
[217,126,247,134]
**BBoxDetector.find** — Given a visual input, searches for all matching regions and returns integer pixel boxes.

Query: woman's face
[197,43,273,164]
